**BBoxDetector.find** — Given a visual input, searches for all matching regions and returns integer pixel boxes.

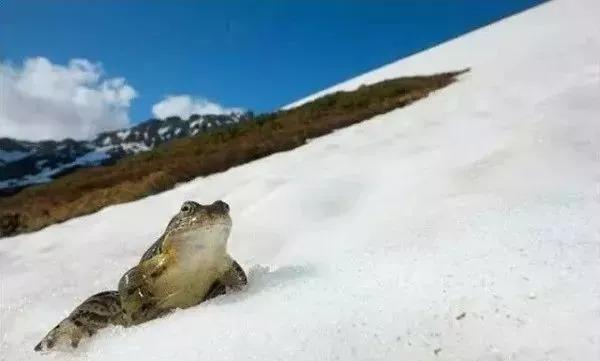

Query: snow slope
[2,0,600,360]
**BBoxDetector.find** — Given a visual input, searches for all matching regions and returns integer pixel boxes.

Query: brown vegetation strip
[0,69,468,237]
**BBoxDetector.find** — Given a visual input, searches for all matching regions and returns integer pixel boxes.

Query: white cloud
[0,57,137,141]
[152,95,243,119]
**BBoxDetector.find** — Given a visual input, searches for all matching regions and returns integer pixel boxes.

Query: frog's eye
[181,203,193,213]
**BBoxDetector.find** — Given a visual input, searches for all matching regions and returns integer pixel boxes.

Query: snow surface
[35,160,48,169]
[0,150,30,164]
[2,0,600,360]
[120,142,150,153]
[157,126,171,137]
[0,150,112,190]
[116,130,131,140]
[73,150,110,165]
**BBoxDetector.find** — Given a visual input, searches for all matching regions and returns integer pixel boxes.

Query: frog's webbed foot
[34,291,123,352]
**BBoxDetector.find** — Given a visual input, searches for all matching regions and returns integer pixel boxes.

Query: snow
[157,126,171,137]
[73,150,110,165]
[285,1,600,110]
[116,130,131,140]
[2,0,600,360]
[35,160,48,169]
[0,151,110,189]
[0,167,56,189]
[189,118,205,129]
[0,150,30,164]
[120,142,150,153]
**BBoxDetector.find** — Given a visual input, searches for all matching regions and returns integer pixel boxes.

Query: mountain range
[0,112,252,196]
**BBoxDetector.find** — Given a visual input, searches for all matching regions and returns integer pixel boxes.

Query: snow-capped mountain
[0,112,252,195]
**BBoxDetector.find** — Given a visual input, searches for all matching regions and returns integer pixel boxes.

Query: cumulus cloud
[152,95,243,119]
[0,57,137,141]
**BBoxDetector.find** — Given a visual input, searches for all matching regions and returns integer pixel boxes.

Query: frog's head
[163,200,232,250]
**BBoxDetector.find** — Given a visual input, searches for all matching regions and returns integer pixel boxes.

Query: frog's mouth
[178,218,232,251]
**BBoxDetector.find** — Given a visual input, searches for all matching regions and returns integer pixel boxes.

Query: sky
[0,0,545,140]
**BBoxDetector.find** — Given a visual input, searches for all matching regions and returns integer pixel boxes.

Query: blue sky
[1,0,544,138]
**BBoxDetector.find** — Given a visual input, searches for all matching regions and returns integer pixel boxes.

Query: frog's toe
[35,318,85,352]
[33,335,56,352]
[71,338,80,348]
[33,341,44,352]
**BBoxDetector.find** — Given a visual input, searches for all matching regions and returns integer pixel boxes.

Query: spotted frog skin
[35,200,247,352]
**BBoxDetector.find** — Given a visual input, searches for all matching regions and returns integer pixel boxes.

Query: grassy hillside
[0,69,467,237]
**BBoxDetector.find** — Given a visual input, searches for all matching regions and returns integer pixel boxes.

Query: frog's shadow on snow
[209,264,317,305]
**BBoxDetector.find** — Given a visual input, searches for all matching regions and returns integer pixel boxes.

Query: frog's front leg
[202,258,247,302]
[118,266,147,325]
[118,255,169,325]
[220,258,248,291]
